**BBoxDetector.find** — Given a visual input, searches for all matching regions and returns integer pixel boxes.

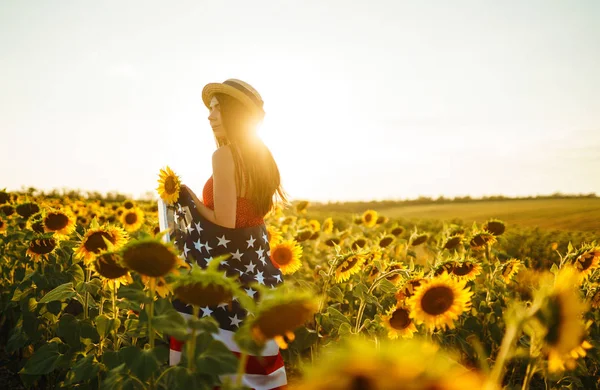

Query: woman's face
[208,96,226,138]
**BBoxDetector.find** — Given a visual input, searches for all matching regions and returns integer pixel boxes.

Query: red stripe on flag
[170,336,184,352]
[232,351,285,376]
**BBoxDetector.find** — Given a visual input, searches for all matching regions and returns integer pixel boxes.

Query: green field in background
[311,198,600,234]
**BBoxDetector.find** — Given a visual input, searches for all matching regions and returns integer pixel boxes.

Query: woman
[168,78,289,390]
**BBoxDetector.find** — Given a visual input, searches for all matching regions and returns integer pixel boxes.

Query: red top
[202,176,265,228]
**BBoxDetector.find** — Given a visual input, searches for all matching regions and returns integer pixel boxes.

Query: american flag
[158,190,287,390]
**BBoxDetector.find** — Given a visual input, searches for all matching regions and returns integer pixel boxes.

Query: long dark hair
[214,93,288,216]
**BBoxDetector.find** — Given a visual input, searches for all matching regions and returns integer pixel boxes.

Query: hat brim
[202,83,265,117]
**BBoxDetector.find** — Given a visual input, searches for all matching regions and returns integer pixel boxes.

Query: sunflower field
[1,185,599,390]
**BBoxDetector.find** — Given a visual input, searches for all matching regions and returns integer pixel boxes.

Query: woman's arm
[211,146,237,228]
[180,184,220,225]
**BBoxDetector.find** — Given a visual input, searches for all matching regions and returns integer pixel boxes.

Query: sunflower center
[340,256,359,272]
[421,286,455,315]
[364,214,372,222]
[544,295,563,346]
[578,253,594,271]
[125,212,138,225]
[124,201,134,209]
[452,263,473,276]
[30,238,57,255]
[273,247,293,266]
[95,253,128,279]
[123,241,177,277]
[503,263,515,278]
[379,237,393,248]
[16,203,40,219]
[84,231,115,253]
[1,205,14,216]
[164,177,177,194]
[389,308,411,329]
[350,374,373,390]
[45,213,69,230]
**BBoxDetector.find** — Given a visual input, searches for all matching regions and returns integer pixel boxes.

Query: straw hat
[202,78,265,118]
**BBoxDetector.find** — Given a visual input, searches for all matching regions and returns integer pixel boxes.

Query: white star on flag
[183,243,190,257]
[204,241,213,252]
[244,261,256,274]
[254,271,265,285]
[259,256,267,266]
[194,221,203,234]
[274,274,282,283]
[245,287,257,298]
[201,306,213,317]
[186,223,194,234]
[246,235,256,248]
[194,239,204,252]
[255,247,264,258]
[229,314,242,328]
[217,302,228,310]
[262,232,268,243]
[217,235,231,248]
[204,256,214,265]
[231,249,243,261]
[220,259,229,266]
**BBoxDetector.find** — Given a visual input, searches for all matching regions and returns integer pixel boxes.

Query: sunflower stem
[112,281,118,350]
[354,268,407,334]
[236,351,249,387]
[84,268,92,320]
[521,361,537,390]
[148,277,156,349]
[488,322,520,389]
[187,306,200,372]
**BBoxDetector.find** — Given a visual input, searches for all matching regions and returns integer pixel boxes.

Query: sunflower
[74,220,128,265]
[0,216,6,234]
[245,289,317,349]
[547,320,593,373]
[156,166,182,204]
[528,266,588,373]
[434,262,455,277]
[324,237,341,247]
[385,263,405,285]
[269,239,302,275]
[26,236,58,262]
[450,261,482,281]
[93,251,132,289]
[295,200,310,214]
[335,253,367,283]
[321,217,334,234]
[43,209,76,238]
[120,207,145,232]
[572,246,600,281]
[308,219,320,232]
[381,305,417,339]
[361,210,378,228]
[16,202,40,219]
[378,234,395,248]
[411,234,428,246]
[0,190,10,205]
[469,231,496,249]
[288,337,493,390]
[591,289,600,309]
[395,278,425,302]
[295,229,312,242]
[500,259,522,284]
[408,273,473,331]
[1,204,15,217]
[376,215,388,225]
[483,219,505,236]
[391,226,404,236]
[443,235,463,250]
[122,200,135,210]
[351,238,367,250]
[121,237,186,278]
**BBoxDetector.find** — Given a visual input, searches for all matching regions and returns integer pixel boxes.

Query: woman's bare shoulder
[212,145,234,170]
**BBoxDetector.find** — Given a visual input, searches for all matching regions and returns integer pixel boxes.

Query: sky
[1,0,599,202]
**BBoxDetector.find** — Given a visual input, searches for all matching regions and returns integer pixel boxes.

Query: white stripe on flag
[176,311,281,356]
[220,366,287,390]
